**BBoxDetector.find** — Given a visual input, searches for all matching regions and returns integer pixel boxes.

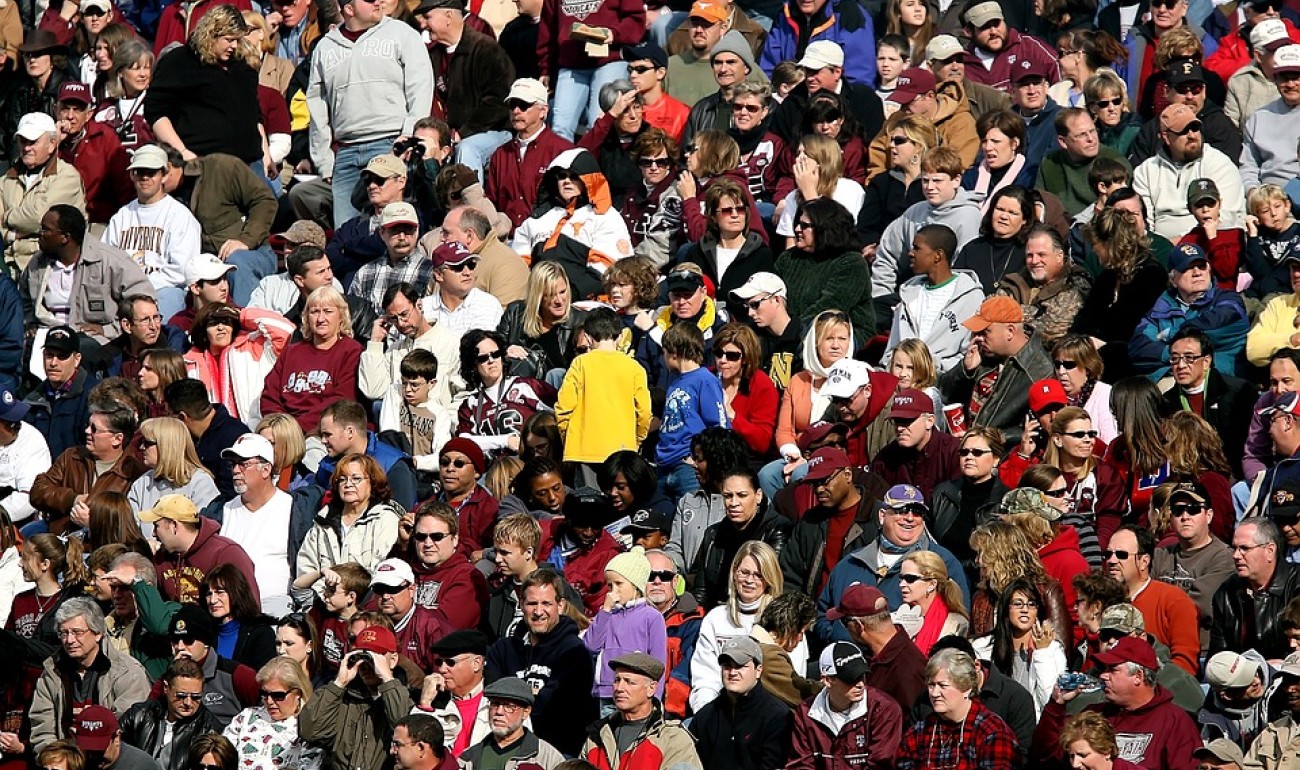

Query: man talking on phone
[299,625,413,770]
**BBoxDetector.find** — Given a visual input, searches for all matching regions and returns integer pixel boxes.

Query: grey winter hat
[710,30,757,75]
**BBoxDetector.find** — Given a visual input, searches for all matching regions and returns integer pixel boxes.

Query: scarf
[1070,377,1097,409]
[730,123,766,156]
[974,154,1027,213]
[914,599,951,656]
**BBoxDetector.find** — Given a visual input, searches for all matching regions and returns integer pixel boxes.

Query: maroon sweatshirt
[153,516,262,606]
[409,554,490,631]
[260,338,363,435]
[536,0,646,77]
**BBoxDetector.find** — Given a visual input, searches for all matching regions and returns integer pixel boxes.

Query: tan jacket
[20,235,154,343]
[1246,713,1300,770]
[258,53,295,95]
[867,80,978,180]
[473,233,530,306]
[29,640,152,753]
[0,155,86,275]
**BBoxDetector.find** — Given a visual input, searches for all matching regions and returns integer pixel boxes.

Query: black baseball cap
[624,40,668,70]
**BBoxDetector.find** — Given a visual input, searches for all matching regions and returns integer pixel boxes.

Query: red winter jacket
[37,5,135,46]
[1038,525,1089,644]
[443,485,501,560]
[1179,225,1244,291]
[485,127,576,229]
[788,687,903,770]
[538,520,624,616]
[1204,17,1300,85]
[59,120,132,224]
[536,0,645,77]
[1032,686,1200,770]
[153,0,254,56]
[727,369,779,457]
[152,516,261,606]
[395,605,455,673]
[409,553,490,631]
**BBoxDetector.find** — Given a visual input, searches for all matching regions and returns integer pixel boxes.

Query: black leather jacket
[119,697,224,769]
[1210,561,1300,660]
[690,502,792,610]
[496,300,588,377]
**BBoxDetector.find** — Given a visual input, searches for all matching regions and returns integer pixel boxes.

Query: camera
[394,137,426,162]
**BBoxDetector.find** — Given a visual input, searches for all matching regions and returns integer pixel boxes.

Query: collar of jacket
[6,153,63,181]
[591,699,672,741]
[655,296,716,333]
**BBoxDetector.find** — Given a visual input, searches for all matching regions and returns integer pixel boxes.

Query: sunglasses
[628,64,657,74]
[140,439,158,449]
[171,691,203,702]
[1173,82,1205,95]
[1102,549,1133,561]
[1043,487,1069,498]
[197,765,224,770]
[958,448,992,457]
[1170,503,1204,517]
[1061,430,1098,439]
[1053,359,1078,370]
[716,205,745,216]
[412,531,451,542]
[506,99,536,111]
[260,689,293,702]
[793,220,812,231]
[440,457,471,469]
[899,573,930,584]
[476,349,503,364]
[744,295,772,311]
[372,582,409,595]
[575,345,590,354]
[44,349,74,361]
[683,143,698,154]
[732,103,763,114]
[889,136,911,146]
[1168,120,1202,136]
[648,569,676,582]
[637,157,672,168]
[444,258,479,273]
[362,173,392,186]
[716,350,743,362]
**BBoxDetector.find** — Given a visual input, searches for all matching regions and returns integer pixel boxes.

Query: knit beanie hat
[605,546,652,596]
[710,30,757,75]
[440,437,486,473]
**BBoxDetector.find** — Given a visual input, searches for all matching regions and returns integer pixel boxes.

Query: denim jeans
[454,130,511,182]
[154,285,187,320]
[648,11,688,47]
[758,457,808,499]
[657,459,700,500]
[331,137,395,228]
[552,62,630,141]
[225,245,277,307]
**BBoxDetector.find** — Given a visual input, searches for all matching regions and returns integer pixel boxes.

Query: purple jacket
[1245,390,1276,481]
[583,599,668,698]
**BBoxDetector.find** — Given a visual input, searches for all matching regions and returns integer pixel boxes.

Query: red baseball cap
[353,626,398,655]
[1027,379,1068,415]
[1091,636,1159,670]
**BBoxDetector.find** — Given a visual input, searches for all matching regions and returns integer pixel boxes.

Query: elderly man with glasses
[459,677,562,770]
[1210,516,1300,660]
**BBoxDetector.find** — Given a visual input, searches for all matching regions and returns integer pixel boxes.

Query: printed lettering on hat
[78,719,104,732]
[1,392,12,406]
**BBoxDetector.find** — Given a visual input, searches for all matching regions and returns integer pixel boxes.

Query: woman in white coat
[294,454,402,598]
[972,577,1067,718]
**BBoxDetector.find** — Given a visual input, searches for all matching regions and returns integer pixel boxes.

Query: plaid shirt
[350,253,435,314]
[897,699,1021,770]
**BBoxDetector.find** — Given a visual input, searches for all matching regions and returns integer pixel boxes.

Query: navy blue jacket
[0,274,22,394]
[198,404,252,500]
[314,431,417,511]
[23,368,100,458]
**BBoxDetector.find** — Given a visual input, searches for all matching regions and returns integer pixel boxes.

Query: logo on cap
[1276,489,1296,506]
[175,619,187,633]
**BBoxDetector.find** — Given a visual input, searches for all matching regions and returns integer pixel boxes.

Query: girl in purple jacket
[584,546,670,712]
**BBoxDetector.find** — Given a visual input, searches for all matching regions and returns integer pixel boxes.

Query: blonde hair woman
[969,520,1072,643]
[888,338,944,426]
[256,413,310,492]
[127,417,219,535]
[896,551,969,655]
[498,261,586,381]
[776,134,865,248]
[689,542,803,714]
[223,657,323,770]
[260,286,364,434]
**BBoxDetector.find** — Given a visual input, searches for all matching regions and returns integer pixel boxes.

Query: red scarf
[914,599,951,656]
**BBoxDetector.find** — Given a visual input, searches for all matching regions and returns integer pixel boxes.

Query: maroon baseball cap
[889,388,932,420]
[57,81,92,105]
[72,705,118,752]
[803,447,851,482]
[887,68,937,105]
[797,420,849,452]
[826,584,889,621]
[1092,636,1159,670]
[431,240,474,269]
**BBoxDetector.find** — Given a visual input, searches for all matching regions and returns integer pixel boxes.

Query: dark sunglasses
[1173,82,1204,94]
[1169,503,1204,517]
[372,582,410,595]
[1061,429,1098,439]
[476,349,504,364]
[140,439,158,449]
[170,691,203,702]
[1168,120,1202,136]
[197,765,224,770]
[716,350,743,362]
[1090,97,1123,109]
[648,570,676,582]
[899,573,929,584]
[732,103,763,114]
[683,143,698,154]
[1053,359,1079,370]
[959,447,992,457]
[628,64,657,74]
[362,173,391,186]
[440,457,471,469]
[1043,487,1069,498]
[260,689,293,702]
[81,6,107,15]
[715,204,745,216]
[1102,549,1132,561]
[1098,629,1126,643]
[575,345,590,354]
[889,136,912,146]
[412,531,451,542]
[506,99,535,111]
[637,157,672,168]
[444,259,480,273]
[44,349,74,361]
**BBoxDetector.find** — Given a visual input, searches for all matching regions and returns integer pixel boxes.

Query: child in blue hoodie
[656,322,728,499]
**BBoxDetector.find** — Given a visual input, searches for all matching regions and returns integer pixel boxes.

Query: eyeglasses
[1061,430,1098,439]
[1102,549,1132,561]
[260,689,293,702]
[648,569,676,582]
[44,349,74,361]
[715,205,746,216]
[130,166,162,178]
[476,350,504,364]
[1060,48,1081,56]
[362,173,392,186]
[637,157,672,168]
[1170,503,1204,517]
[506,99,536,111]
[683,143,698,154]
[1232,543,1269,554]
[390,739,420,750]
[1009,600,1038,609]
[401,379,430,391]
[885,507,924,518]
[87,425,119,435]
[732,103,763,114]
[432,655,469,667]
[338,475,369,487]
[958,448,992,457]
[717,350,743,362]
[488,700,525,713]
[1173,82,1205,95]
[412,531,451,543]
[170,691,203,702]
[889,135,912,146]
[575,345,590,354]
[1169,354,1208,365]
[1090,97,1123,110]
[384,224,418,236]
[899,573,930,584]
[1053,359,1078,370]
[1168,120,1202,136]
[628,64,657,74]
[132,314,163,325]
[745,294,774,311]
[197,764,224,770]
[1044,486,1069,498]
[793,220,812,231]
[58,628,93,639]
[440,457,471,469]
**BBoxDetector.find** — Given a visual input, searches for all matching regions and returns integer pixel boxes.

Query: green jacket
[299,678,413,770]
[1036,145,1131,219]
[184,153,277,253]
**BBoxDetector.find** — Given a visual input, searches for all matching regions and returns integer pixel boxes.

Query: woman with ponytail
[895,551,969,656]
[2,533,89,663]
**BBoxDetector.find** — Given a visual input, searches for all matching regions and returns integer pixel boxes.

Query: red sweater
[1039,526,1089,644]
[259,337,363,435]
[536,0,646,77]
[409,553,490,631]
[1131,578,1201,676]
[727,369,778,457]
[1178,226,1243,290]
[444,485,501,560]
[484,127,575,229]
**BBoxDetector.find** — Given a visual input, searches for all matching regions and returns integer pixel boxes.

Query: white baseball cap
[797,41,844,70]
[15,112,56,141]
[820,359,872,399]
[731,272,787,301]
[185,254,237,286]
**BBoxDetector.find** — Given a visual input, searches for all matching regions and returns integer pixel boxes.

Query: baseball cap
[1252,17,1291,51]
[610,652,666,681]
[623,40,668,69]
[964,0,1003,26]
[370,558,415,588]
[719,635,764,666]
[484,676,536,706]
[364,154,406,179]
[1092,635,1158,670]
[1098,603,1144,634]
[1260,391,1300,418]
[688,0,728,23]
[169,603,218,645]
[72,705,118,752]
[271,220,327,250]
[803,447,851,482]
[1194,739,1248,768]
[818,641,871,681]
[15,112,56,141]
[414,0,461,11]
[798,41,844,70]
[1275,44,1300,75]
[1186,178,1220,209]
[666,269,705,294]
[1011,58,1053,83]
[185,254,236,286]
[797,420,849,452]
[81,0,112,12]
[128,145,168,171]
[221,433,274,464]
[731,271,787,301]
[137,494,199,523]
[883,483,927,511]
[1160,103,1200,134]
[889,388,932,420]
[431,240,475,269]
[1279,652,1300,677]
[1000,488,1059,521]
[44,325,80,357]
[353,625,398,655]
[1268,479,1300,519]
[507,78,548,106]
[926,34,964,62]
[620,508,673,535]
[1168,479,1209,505]
[379,201,419,229]
[962,296,1024,332]
[57,81,91,106]
[1166,58,1206,87]
[0,389,29,422]
[826,585,889,621]
[1028,378,1068,415]
[887,68,937,105]
[821,358,872,399]
[1205,651,1260,689]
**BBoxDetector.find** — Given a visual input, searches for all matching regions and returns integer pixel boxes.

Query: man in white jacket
[0,388,51,525]
[881,223,984,374]
[358,281,461,429]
